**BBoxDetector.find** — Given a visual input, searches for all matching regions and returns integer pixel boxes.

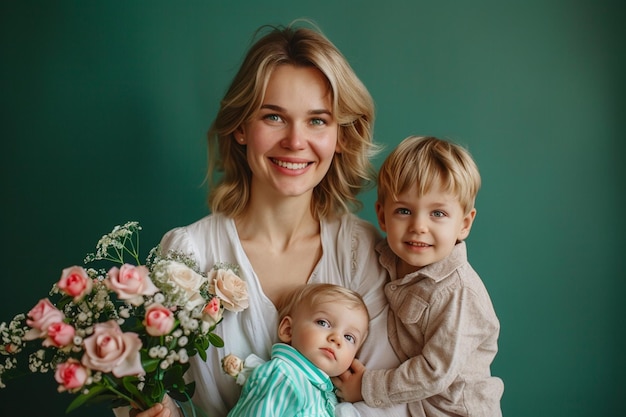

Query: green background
[1,1,624,416]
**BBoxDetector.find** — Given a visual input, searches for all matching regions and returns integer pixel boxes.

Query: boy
[227,283,370,417]
[334,136,504,416]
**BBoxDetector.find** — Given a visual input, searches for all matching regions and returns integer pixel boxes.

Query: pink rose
[55,359,89,392]
[202,297,222,326]
[81,320,144,377]
[23,298,65,340]
[105,264,159,306]
[209,269,249,312]
[58,266,93,301]
[144,304,175,336]
[43,322,76,348]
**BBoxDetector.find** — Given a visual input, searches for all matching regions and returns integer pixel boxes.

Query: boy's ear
[458,208,477,241]
[375,201,387,232]
[277,316,293,343]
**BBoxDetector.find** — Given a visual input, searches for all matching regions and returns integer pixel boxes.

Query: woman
[133,21,408,417]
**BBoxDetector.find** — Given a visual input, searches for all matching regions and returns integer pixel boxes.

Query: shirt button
[390,284,398,291]
[374,399,383,406]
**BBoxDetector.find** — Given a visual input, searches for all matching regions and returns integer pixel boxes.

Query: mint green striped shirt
[227,343,337,417]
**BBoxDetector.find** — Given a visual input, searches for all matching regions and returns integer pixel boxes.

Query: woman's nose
[281,124,305,149]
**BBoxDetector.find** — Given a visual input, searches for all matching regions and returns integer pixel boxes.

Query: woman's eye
[310,118,326,126]
[264,114,282,123]
[316,319,330,328]
[344,334,356,344]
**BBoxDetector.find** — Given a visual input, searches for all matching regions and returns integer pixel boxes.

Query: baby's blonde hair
[377,136,481,215]
[277,283,369,336]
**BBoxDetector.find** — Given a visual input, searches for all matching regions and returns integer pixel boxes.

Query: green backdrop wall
[1,1,624,416]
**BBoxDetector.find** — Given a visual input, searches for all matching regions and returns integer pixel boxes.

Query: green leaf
[208,333,224,348]
[66,384,110,413]
[142,356,160,373]
[122,376,151,409]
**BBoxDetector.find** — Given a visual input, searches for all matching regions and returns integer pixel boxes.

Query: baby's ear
[277,316,293,343]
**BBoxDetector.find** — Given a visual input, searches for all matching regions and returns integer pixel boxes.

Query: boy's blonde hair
[377,136,481,215]
[277,283,369,335]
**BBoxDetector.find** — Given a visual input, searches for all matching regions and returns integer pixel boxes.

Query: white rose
[163,261,206,298]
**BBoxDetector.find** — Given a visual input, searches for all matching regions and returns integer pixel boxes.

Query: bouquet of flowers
[0,221,249,413]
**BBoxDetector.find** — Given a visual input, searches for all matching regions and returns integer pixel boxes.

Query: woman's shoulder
[163,213,229,239]
[159,213,234,256]
[322,213,382,254]
[324,213,380,239]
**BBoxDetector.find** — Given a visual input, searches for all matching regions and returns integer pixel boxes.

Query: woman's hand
[130,395,181,417]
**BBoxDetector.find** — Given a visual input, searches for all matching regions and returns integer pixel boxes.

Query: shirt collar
[271,343,336,394]
[376,239,468,283]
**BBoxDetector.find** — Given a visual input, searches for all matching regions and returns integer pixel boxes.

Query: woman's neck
[235,193,319,249]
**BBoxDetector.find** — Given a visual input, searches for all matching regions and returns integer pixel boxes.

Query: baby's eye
[344,334,356,344]
[316,319,330,328]
[432,210,446,218]
[394,208,411,215]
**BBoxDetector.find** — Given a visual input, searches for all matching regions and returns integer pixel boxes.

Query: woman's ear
[277,316,293,343]
[235,126,246,144]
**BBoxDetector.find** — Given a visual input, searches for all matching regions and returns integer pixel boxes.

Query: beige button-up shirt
[361,241,504,416]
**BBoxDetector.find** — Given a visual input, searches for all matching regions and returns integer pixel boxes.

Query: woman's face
[237,65,339,200]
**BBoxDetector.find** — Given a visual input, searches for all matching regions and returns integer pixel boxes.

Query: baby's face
[285,299,368,377]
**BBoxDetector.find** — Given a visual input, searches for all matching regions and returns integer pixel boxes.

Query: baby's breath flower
[149,347,160,358]
[157,346,168,358]
[0,221,240,412]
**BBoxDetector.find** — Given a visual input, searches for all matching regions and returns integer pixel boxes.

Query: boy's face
[278,298,369,377]
[376,182,476,277]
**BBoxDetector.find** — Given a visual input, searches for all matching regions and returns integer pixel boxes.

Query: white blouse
[119,212,408,417]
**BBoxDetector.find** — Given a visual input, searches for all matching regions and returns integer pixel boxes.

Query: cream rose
[81,320,144,377]
[222,353,243,378]
[209,269,249,312]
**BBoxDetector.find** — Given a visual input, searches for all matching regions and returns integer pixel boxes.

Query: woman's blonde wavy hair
[207,20,378,219]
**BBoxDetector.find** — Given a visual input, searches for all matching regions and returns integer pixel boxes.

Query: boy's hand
[332,358,365,403]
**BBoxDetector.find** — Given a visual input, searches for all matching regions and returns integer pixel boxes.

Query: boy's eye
[394,208,411,215]
[344,334,356,344]
[316,319,330,328]
[432,210,446,218]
